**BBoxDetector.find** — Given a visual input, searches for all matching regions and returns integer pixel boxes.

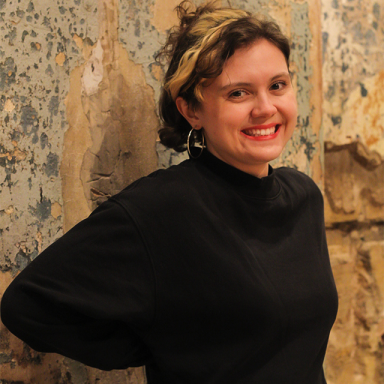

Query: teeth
[243,126,276,137]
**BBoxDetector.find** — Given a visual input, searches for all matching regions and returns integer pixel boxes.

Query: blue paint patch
[15,249,31,271]
[331,116,342,126]
[331,0,338,9]
[17,9,25,18]
[322,32,329,62]
[0,143,18,188]
[360,83,368,97]
[20,105,39,138]
[373,3,380,20]
[27,0,34,13]
[135,19,140,37]
[29,191,51,221]
[287,2,318,173]
[0,94,5,111]
[301,135,317,163]
[30,42,40,52]
[48,95,59,117]
[352,22,364,40]
[45,152,59,177]
[22,30,29,42]
[40,132,49,149]
[43,16,51,28]
[365,29,376,45]
[57,42,65,53]
[5,27,17,46]
[45,64,53,76]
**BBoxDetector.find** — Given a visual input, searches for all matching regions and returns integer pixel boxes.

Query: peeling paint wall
[0,0,382,383]
[62,0,158,231]
[322,0,383,153]
[321,0,384,383]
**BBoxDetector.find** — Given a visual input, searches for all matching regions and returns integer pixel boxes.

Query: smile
[241,124,281,140]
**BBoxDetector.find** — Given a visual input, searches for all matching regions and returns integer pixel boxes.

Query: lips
[241,124,281,138]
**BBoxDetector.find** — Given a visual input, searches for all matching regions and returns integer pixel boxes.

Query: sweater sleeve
[0,198,155,370]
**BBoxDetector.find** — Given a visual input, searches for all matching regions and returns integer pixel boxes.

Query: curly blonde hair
[157,1,290,152]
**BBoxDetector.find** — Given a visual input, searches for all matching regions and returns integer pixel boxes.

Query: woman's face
[178,39,298,177]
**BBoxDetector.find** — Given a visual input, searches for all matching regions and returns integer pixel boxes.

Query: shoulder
[274,166,323,203]
[110,159,203,212]
[275,167,320,189]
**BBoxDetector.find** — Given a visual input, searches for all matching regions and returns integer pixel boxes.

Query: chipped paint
[0,0,98,281]
[4,206,14,215]
[0,0,382,383]
[0,145,27,162]
[150,0,180,34]
[50,201,62,219]
[62,0,158,231]
[322,1,384,381]
[81,40,104,96]
[55,52,66,66]
[326,71,384,156]
[35,231,43,254]
[322,0,384,157]
[3,99,14,112]
[271,1,321,178]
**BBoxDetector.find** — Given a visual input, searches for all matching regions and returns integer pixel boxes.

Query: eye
[270,81,287,91]
[228,89,248,99]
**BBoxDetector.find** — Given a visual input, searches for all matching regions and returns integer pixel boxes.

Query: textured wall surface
[0,0,382,383]
[321,0,384,383]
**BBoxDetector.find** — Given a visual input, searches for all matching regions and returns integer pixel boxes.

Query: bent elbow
[1,282,19,334]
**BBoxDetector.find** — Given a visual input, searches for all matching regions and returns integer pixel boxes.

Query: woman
[1,2,338,383]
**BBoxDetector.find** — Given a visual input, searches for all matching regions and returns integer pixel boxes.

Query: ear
[175,97,202,130]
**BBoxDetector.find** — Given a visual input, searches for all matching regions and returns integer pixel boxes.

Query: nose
[251,92,277,118]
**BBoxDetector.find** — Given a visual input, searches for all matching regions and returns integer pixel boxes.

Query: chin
[246,149,285,164]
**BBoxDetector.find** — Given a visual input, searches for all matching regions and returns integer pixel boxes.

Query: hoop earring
[187,128,205,159]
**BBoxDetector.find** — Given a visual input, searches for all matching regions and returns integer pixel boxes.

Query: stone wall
[0,0,382,383]
[322,0,384,382]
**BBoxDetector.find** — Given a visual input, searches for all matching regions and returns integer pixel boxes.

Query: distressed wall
[322,0,384,383]
[0,0,382,383]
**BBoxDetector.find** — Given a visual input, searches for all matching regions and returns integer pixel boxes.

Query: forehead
[215,39,289,87]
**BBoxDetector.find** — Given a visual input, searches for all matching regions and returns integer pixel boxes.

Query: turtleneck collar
[194,150,281,200]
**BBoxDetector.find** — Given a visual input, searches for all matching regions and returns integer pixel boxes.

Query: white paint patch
[81,40,104,96]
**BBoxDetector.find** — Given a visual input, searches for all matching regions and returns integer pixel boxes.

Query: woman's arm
[1,199,155,370]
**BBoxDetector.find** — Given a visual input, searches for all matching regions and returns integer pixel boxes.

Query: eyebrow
[219,72,291,92]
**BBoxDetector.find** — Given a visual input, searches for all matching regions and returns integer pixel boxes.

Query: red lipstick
[241,124,281,141]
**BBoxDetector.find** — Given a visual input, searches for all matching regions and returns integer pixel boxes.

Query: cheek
[283,96,298,123]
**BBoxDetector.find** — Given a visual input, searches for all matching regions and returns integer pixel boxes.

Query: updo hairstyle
[157,1,291,152]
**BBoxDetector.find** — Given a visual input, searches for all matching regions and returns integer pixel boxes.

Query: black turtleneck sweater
[1,151,338,384]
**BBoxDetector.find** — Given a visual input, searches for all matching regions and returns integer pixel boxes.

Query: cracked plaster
[1,0,382,383]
